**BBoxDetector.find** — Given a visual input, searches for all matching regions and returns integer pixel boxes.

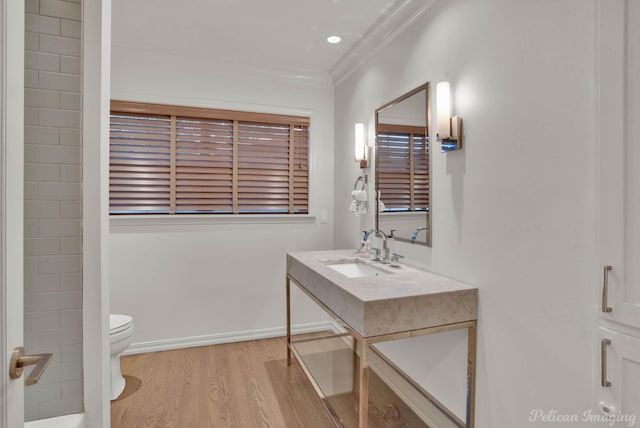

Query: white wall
[109,49,334,348]
[334,0,596,425]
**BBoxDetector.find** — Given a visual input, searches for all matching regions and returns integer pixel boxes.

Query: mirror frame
[375,82,432,247]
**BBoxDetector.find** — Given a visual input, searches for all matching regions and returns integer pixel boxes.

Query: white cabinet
[597,0,640,422]
[598,0,640,330]
[596,329,640,423]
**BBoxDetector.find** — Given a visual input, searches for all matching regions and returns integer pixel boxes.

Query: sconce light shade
[354,122,369,168]
[436,81,463,152]
[436,82,451,139]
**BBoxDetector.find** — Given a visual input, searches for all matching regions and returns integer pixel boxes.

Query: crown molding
[329,0,437,86]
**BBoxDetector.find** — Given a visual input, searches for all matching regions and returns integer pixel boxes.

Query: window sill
[379,211,427,219]
[110,214,317,233]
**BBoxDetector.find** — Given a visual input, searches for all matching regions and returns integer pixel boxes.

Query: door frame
[0,0,25,426]
[82,0,112,427]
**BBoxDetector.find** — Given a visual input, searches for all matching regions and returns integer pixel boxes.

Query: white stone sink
[324,259,390,278]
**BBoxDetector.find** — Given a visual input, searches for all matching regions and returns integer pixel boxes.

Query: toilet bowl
[110,314,133,400]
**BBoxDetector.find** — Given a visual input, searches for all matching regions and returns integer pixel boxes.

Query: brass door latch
[9,346,53,386]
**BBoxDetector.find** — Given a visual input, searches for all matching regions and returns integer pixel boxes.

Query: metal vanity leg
[466,321,477,428]
[286,276,291,366]
[358,339,369,428]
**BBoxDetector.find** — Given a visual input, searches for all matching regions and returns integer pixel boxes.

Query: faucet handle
[390,253,404,267]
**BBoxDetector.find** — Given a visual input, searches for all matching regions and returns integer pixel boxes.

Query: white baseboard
[123,321,340,356]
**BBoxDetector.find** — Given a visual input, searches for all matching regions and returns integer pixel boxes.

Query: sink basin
[324,259,390,278]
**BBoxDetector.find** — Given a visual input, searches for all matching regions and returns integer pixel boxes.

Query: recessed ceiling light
[327,35,342,44]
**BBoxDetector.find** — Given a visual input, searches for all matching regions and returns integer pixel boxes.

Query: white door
[1,0,25,427]
[598,0,640,329]
[596,328,640,423]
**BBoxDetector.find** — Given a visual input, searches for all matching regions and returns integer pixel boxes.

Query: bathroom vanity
[286,249,478,428]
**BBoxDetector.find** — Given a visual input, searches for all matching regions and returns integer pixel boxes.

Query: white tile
[39,362,83,384]
[38,218,82,237]
[60,19,81,38]
[39,108,80,128]
[37,145,82,165]
[24,381,61,402]
[24,291,82,312]
[59,201,81,218]
[25,310,61,331]
[38,396,84,419]
[26,13,61,36]
[25,50,60,72]
[26,0,40,14]
[40,0,82,21]
[60,273,81,291]
[24,181,40,200]
[59,128,81,146]
[25,163,60,183]
[59,91,80,110]
[25,274,60,293]
[38,182,82,201]
[25,237,60,256]
[38,255,81,274]
[61,380,82,399]
[24,220,40,238]
[24,144,41,163]
[25,69,39,89]
[60,164,81,182]
[60,55,80,74]
[25,107,39,125]
[25,88,60,108]
[60,344,82,363]
[39,34,81,56]
[59,237,81,255]
[39,71,80,92]
[25,31,39,51]
[24,256,39,275]
[60,309,82,327]
[24,199,60,219]
[25,126,59,145]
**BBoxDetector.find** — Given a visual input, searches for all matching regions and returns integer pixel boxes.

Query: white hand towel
[351,190,368,202]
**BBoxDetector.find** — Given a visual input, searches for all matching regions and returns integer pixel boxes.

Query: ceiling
[111,0,426,81]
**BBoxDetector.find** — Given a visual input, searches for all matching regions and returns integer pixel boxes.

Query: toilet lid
[110,314,133,335]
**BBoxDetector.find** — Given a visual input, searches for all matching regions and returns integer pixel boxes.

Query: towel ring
[353,176,366,191]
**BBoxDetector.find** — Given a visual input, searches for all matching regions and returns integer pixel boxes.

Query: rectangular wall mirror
[375,83,431,247]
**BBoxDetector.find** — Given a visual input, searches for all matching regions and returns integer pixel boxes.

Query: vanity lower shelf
[289,331,466,428]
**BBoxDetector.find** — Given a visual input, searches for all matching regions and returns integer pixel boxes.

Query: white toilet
[110,314,134,400]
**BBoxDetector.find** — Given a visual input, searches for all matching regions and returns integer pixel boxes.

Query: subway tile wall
[23,0,83,421]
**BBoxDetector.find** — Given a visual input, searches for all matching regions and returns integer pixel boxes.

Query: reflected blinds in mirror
[377,124,429,211]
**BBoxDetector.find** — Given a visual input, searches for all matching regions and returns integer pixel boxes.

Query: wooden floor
[111,335,428,428]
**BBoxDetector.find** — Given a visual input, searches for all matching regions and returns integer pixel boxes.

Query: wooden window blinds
[376,124,429,211]
[109,101,309,215]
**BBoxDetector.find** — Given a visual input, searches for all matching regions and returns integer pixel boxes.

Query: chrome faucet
[411,227,427,242]
[367,229,389,263]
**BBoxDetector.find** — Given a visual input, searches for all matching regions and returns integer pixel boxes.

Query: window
[376,124,429,211]
[109,101,309,215]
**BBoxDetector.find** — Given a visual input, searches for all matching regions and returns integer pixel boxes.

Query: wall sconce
[436,81,462,152]
[354,122,369,168]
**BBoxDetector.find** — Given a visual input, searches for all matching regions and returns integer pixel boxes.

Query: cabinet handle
[601,338,612,388]
[602,265,613,313]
